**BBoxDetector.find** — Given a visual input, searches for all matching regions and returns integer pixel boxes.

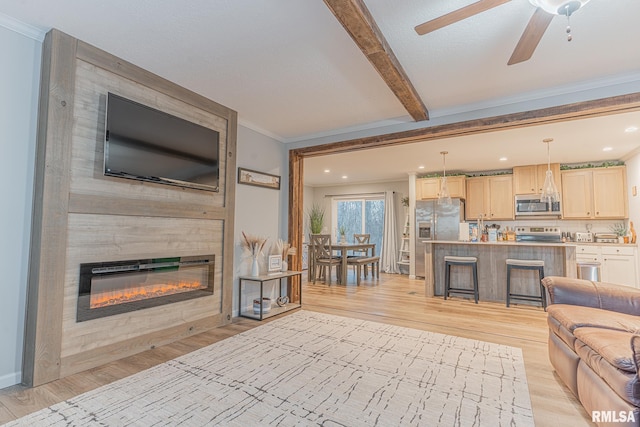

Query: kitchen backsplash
[468,219,630,236]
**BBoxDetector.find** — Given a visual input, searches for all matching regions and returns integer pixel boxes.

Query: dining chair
[349,233,371,273]
[309,234,341,285]
[347,234,379,285]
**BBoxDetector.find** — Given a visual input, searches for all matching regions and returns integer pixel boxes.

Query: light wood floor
[0,272,593,426]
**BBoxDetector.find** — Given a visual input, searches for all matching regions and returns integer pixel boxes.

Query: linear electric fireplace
[77,255,215,322]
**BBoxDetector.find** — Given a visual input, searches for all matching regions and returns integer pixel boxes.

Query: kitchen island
[423,240,577,303]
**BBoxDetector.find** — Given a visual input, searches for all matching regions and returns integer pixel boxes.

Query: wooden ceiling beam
[323,0,429,121]
[292,92,640,157]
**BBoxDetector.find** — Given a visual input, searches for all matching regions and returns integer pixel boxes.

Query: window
[332,196,385,254]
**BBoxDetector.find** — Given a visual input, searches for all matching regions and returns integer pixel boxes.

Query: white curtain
[381,190,400,273]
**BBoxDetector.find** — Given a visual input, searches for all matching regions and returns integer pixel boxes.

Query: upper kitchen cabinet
[561,166,628,219]
[513,163,560,195]
[417,176,466,200]
[465,175,514,220]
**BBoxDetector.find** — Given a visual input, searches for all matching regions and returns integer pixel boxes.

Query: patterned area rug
[4,311,533,426]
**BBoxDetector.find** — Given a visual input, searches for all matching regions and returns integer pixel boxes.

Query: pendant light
[438,151,452,206]
[540,138,560,205]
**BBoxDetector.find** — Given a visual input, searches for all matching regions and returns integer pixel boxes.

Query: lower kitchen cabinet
[602,246,637,287]
[576,245,638,287]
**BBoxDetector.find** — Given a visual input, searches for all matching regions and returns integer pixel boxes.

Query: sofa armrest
[542,276,640,316]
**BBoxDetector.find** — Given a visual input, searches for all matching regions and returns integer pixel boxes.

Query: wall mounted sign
[238,167,281,190]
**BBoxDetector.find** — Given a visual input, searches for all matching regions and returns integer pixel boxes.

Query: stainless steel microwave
[514,194,561,217]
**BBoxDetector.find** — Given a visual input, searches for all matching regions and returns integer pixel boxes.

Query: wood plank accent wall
[23,29,237,386]
[23,30,76,387]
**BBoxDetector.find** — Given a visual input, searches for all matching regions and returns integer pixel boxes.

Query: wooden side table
[238,270,302,320]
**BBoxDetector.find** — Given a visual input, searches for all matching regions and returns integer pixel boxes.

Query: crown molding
[0,13,46,41]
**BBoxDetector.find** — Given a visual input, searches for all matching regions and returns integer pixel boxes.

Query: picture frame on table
[238,167,281,190]
[268,255,282,273]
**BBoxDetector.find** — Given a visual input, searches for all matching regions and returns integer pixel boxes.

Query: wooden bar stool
[506,259,546,310]
[444,256,479,304]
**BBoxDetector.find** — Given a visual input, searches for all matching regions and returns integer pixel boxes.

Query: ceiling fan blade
[508,7,554,65]
[415,0,511,35]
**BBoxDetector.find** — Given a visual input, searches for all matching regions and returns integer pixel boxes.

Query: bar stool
[444,256,479,304]
[506,259,546,310]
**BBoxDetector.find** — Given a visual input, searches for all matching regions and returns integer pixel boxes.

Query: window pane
[337,200,362,243]
[365,200,385,254]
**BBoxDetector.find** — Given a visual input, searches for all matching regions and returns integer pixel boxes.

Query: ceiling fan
[414,0,591,65]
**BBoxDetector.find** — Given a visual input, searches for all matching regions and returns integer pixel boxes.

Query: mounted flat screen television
[104,92,220,192]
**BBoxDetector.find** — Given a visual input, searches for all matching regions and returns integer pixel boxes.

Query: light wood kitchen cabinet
[465,175,514,220]
[513,163,560,195]
[417,176,466,200]
[465,177,486,220]
[593,167,628,218]
[561,166,627,219]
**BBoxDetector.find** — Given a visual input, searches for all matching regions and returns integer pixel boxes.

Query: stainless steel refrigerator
[415,199,465,277]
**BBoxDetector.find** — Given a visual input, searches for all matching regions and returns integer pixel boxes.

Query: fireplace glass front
[77,255,214,322]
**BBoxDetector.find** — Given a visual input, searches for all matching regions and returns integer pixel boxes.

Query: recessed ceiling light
[341,175,348,179]
[625,126,638,133]
[324,169,330,173]
[602,147,613,152]
[499,157,508,161]
[418,165,425,169]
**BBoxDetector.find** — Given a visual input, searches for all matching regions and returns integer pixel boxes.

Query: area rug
[4,311,533,426]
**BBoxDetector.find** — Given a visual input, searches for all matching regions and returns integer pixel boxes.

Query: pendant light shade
[437,151,452,206]
[540,138,560,205]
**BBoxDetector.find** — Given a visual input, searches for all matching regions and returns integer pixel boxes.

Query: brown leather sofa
[542,276,640,426]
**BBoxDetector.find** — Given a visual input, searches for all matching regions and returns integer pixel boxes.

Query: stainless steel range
[515,226,562,243]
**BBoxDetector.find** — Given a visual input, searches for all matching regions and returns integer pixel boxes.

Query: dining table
[308,242,376,285]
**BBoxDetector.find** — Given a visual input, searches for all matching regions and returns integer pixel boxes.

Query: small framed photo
[238,167,281,190]
[268,255,282,273]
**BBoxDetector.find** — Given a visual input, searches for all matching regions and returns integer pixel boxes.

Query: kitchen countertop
[423,240,637,248]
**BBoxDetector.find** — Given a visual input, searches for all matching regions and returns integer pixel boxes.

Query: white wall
[0,24,41,388]
[233,125,287,315]
[625,151,640,276]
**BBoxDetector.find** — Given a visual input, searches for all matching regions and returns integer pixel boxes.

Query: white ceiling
[2,0,640,185]
[305,111,640,185]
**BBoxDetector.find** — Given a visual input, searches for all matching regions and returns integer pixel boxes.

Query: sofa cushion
[633,336,640,374]
[547,316,576,349]
[575,338,640,406]
[547,304,640,334]
[573,328,636,372]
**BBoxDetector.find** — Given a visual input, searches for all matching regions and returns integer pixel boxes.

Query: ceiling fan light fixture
[528,0,590,16]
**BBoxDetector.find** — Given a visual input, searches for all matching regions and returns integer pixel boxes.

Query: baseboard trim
[0,371,21,390]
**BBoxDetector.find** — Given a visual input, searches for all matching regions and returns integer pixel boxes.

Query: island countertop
[425,239,571,247]
[424,240,637,248]
[422,240,576,303]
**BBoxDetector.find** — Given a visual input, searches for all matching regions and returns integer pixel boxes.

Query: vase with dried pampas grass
[273,239,297,272]
[241,232,267,277]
